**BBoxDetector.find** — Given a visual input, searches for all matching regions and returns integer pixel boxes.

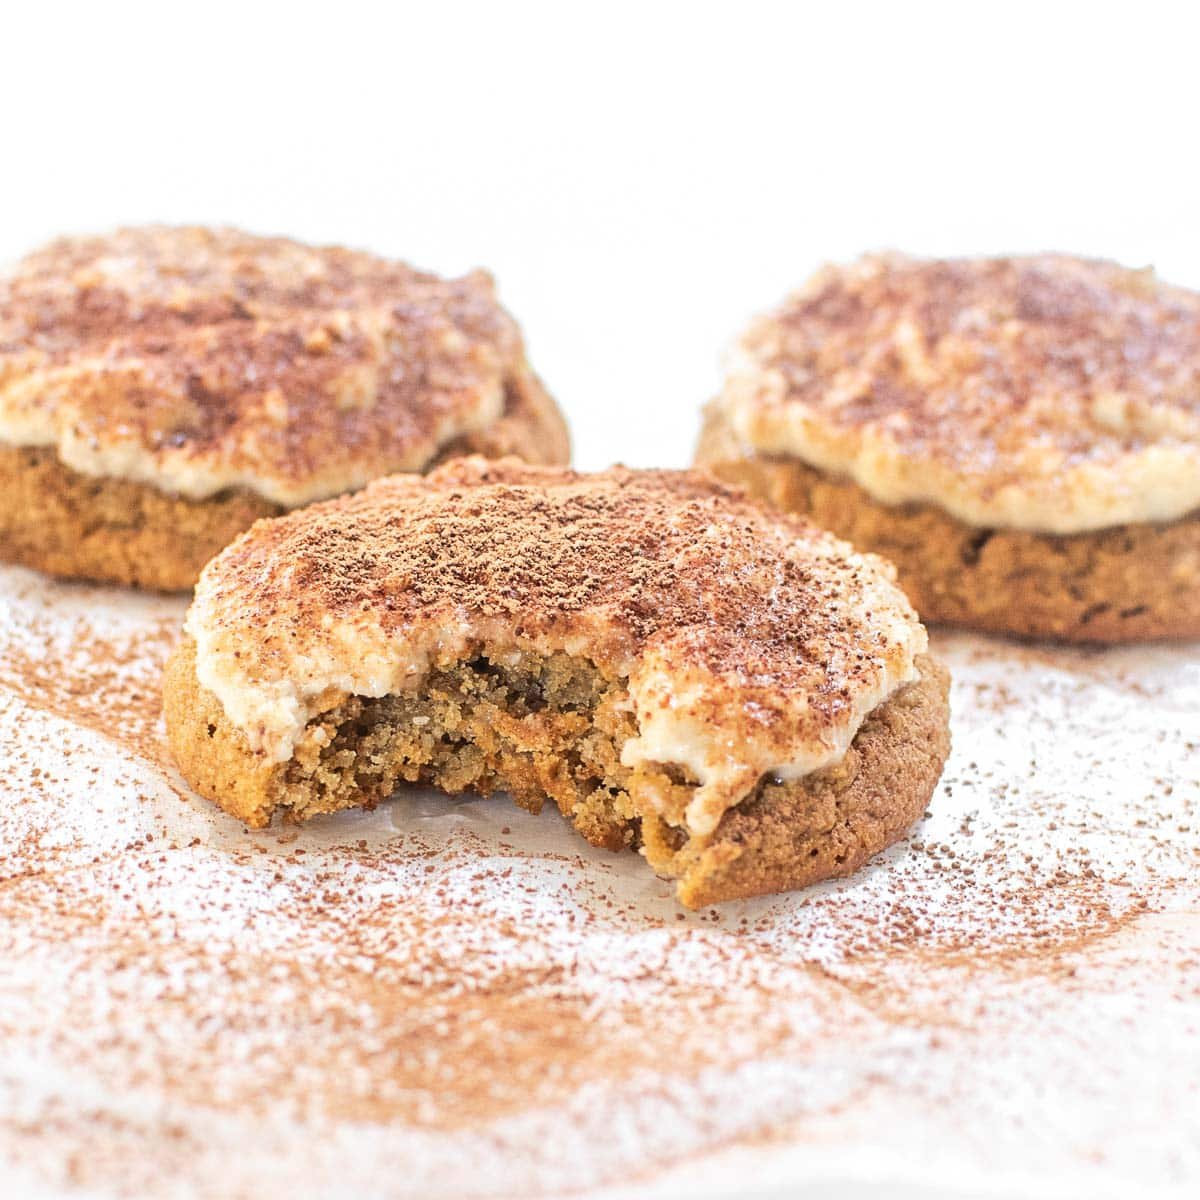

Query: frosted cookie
[0,226,569,590]
[697,254,1200,642]
[163,458,950,907]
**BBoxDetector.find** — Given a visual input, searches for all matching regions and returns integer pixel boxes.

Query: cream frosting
[0,226,541,505]
[716,254,1200,535]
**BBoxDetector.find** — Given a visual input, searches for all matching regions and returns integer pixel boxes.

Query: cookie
[0,226,569,590]
[163,457,950,907]
[697,254,1200,642]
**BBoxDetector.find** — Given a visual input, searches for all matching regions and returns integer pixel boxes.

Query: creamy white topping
[0,365,503,506]
[0,226,536,505]
[716,254,1200,535]
[722,371,1200,535]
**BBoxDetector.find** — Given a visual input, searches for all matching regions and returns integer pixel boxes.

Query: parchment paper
[0,562,1196,1200]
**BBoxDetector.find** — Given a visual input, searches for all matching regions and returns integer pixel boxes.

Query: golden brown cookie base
[164,637,949,907]
[0,369,569,592]
[697,407,1200,643]
[0,444,280,592]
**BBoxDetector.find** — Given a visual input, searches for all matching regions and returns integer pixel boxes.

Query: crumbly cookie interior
[168,634,949,907]
[274,649,705,871]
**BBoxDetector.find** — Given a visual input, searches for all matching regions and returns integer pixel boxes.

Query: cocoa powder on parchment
[0,564,1197,1199]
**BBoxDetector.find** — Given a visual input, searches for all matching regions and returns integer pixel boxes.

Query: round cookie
[164,457,951,907]
[0,226,569,590]
[698,254,1200,643]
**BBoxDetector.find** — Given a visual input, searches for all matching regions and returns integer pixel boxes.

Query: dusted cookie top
[717,254,1200,534]
[0,226,550,505]
[185,458,927,836]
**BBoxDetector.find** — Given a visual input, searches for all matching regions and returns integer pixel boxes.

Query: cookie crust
[164,636,950,908]
[698,406,1200,643]
[0,371,568,591]
[0,444,278,591]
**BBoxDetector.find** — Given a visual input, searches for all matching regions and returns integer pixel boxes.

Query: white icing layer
[716,254,1200,535]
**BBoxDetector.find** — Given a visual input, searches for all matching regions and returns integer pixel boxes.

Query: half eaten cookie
[697,254,1200,642]
[163,458,950,907]
[0,226,568,590]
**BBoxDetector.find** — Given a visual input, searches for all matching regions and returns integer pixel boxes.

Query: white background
[4,1,1199,470]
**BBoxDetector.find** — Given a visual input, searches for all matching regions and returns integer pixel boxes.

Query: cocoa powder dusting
[720,253,1200,538]
[0,226,538,503]
[0,563,1198,1197]
[748,253,1200,470]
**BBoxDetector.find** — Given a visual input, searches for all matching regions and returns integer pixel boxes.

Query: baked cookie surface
[0,226,568,589]
[700,254,1200,641]
[164,458,950,906]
